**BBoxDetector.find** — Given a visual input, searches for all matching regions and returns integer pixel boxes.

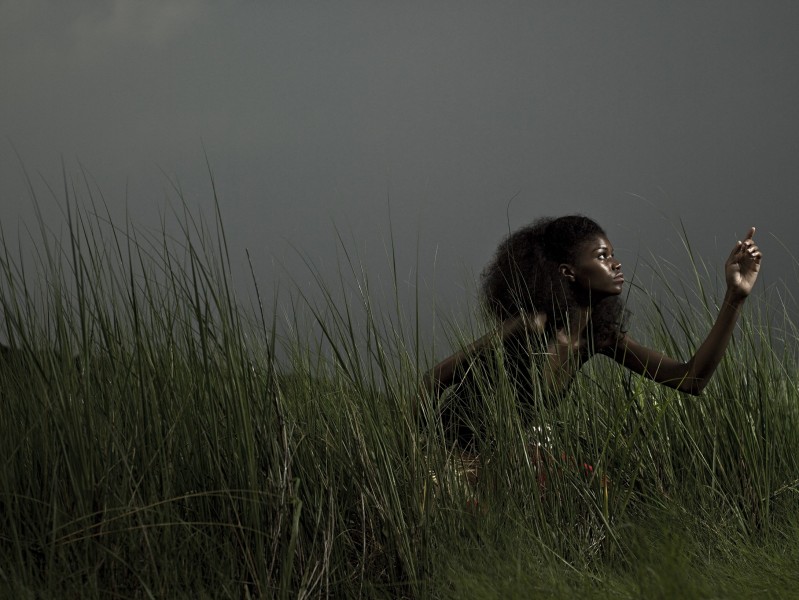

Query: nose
[612,258,621,271]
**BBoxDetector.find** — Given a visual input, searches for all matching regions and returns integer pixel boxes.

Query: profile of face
[560,235,624,298]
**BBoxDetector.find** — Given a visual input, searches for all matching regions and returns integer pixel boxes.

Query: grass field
[1,193,798,598]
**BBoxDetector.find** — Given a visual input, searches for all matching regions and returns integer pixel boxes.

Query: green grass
[0,181,798,598]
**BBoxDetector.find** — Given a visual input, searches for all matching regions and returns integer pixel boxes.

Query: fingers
[730,227,760,262]
[739,237,763,262]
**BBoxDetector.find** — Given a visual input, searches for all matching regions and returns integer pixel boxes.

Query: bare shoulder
[501,312,548,340]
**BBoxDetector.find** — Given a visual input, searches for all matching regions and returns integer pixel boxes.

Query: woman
[422,215,762,459]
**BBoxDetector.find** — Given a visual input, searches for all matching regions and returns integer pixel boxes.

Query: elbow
[419,371,444,399]
[678,379,706,396]
[674,360,708,396]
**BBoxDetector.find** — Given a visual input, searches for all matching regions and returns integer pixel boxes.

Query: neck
[542,305,591,396]
[562,305,591,343]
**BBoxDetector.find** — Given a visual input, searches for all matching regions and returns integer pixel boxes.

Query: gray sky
[2,1,798,349]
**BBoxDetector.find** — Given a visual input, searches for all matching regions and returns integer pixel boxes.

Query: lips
[613,273,625,284]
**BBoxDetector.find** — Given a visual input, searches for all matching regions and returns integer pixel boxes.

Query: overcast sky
[2,1,798,348]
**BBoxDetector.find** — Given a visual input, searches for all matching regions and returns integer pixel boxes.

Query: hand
[725,227,762,299]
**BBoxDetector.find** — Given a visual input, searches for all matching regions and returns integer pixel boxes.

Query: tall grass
[1,181,798,597]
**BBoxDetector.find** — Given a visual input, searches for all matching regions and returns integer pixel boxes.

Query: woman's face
[567,235,624,297]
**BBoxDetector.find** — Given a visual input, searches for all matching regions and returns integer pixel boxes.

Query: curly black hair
[480,215,626,352]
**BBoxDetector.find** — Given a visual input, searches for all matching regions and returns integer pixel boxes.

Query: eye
[598,251,617,263]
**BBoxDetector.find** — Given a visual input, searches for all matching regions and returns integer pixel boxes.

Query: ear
[559,263,576,283]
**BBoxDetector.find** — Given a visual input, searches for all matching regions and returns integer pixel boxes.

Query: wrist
[723,288,747,308]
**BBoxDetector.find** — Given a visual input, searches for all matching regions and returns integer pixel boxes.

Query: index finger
[744,226,756,241]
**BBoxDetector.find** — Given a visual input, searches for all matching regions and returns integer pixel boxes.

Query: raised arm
[608,227,762,395]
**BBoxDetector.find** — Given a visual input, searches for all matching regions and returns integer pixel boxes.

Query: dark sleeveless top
[438,331,559,450]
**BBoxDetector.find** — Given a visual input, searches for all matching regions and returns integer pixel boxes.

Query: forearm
[420,351,465,397]
[616,291,747,394]
[683,289,746,393]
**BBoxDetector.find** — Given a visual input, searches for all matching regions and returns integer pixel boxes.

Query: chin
[597,286,623,299]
